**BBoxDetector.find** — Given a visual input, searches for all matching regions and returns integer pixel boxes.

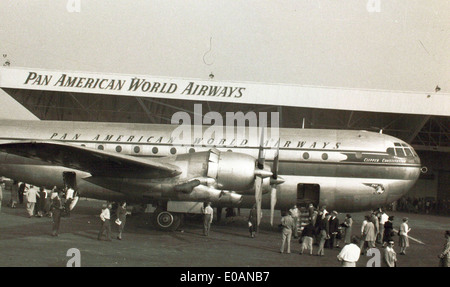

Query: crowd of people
[395,196,450,216]
[1,181,449,266]
[1,180,130,241]
[274,204,433,267]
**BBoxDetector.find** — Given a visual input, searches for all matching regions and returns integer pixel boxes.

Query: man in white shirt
[202,202,214,236]
[98,203,112,241]
[337,237,361,267]
[378,209,389,243]
[25,185,40,218]
[65,186,75,217]
[289,205,299,238]
[319,205,328,220]
[66,187,74,200]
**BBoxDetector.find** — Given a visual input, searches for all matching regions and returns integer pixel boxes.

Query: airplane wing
[0,141,181,179]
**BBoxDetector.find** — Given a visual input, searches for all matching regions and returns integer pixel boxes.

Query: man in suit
[248,204,258,238]
[317,214,330,256]
[327,211,340,249]
[18,182,25,204]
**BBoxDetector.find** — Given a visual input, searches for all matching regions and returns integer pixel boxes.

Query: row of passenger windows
[92,144,331,160]
[96,145,191,155]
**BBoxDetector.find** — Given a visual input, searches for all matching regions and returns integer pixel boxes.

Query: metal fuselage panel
[0,120,421,211]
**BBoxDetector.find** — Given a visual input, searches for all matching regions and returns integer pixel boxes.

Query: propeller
[269,143,280,226]
[254,127,266,230]
[269,141,285,226]
[254,129,285,229]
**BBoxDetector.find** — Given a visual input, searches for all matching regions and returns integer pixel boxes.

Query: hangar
[1,0,449,218]
[0,65,449,215]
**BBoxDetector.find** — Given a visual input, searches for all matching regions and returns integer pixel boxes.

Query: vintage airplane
[0,119,421,231]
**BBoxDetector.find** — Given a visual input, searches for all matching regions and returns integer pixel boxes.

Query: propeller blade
[270,187,277,226]
[272,141,280,180]
[257,127,265,169]
[255,176,263,228]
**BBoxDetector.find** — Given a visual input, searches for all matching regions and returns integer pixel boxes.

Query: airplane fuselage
[0,120,421,212]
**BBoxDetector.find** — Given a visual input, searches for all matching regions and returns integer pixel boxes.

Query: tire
[153,209,181,231]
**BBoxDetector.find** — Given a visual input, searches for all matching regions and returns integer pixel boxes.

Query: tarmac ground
[0,193,449,267]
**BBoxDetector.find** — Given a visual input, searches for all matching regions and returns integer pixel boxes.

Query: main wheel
[153,208,181,231]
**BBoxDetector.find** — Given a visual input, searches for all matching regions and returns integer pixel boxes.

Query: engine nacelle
[211,191,243,205]
[207,151,256,191]
[190,185,223,200]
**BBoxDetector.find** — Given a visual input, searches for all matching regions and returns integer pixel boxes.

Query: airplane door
[296,184,320,207]
[63,171,77,189]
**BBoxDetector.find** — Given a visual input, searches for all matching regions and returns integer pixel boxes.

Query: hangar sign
[3,68,246,99]
[0,67,449,116]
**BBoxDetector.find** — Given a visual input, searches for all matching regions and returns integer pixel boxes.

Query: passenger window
[134,146,140,154]
[152,147,158,154]
[170,147,177,155]
[115,146,122,153]
[303,152,310,160]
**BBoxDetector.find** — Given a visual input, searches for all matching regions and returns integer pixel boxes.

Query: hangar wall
[406,151,450,200]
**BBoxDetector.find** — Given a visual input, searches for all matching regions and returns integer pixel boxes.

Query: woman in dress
[342,214,353,244]
[399,217,411,255]
[116,202,129,240]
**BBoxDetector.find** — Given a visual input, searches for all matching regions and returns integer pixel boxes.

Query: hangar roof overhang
[0,67,449,152]
[1,67,449,116]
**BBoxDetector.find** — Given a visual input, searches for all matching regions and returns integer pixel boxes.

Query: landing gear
[152,207,183,231]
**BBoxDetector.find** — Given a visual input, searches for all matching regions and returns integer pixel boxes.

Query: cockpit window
[387,147,396,156]
[404,147,413,156]
[401,143,415,157]
[389,142,416,157]
[395,147,405,157]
